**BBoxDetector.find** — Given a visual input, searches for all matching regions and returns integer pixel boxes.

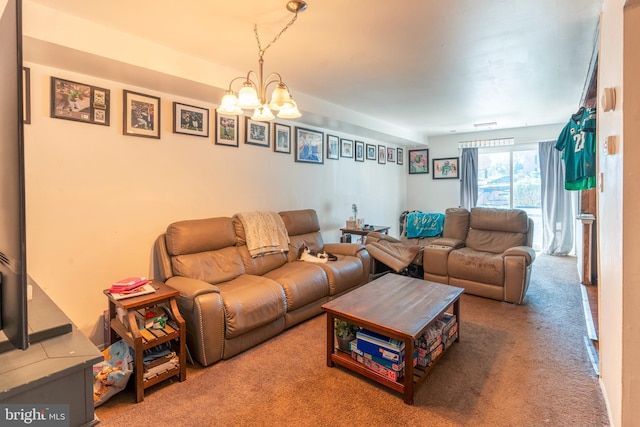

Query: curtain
[459,148,478,210]
[539,140,574,255]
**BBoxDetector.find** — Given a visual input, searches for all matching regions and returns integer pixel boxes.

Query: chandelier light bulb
[216,91,243,115]
[276,98,301,119]
[237,83,260,109]
[251,104,275,121]
[269,83,293,110]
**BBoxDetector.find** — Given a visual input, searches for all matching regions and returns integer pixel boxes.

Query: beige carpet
[95,254,609,426]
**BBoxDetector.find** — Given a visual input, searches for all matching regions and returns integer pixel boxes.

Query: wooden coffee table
[322,274,463,404]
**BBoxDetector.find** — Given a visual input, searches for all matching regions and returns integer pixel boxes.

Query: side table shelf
[104,280,187,402]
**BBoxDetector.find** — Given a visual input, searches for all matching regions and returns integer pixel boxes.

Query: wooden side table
[104,280,186,402]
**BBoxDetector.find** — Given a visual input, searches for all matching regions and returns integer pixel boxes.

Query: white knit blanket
[235,211,290,258]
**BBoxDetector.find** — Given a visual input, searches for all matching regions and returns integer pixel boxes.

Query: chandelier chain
[254,12,299,58]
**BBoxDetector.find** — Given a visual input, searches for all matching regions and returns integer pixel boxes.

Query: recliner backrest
[164,217,246,284]
[466,208,530,254]
[279,209,324,262]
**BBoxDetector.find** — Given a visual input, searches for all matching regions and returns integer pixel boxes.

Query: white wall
[408,124,564,212]
[23,63,408,346]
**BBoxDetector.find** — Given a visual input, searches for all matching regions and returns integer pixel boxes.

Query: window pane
[477,152,510,208]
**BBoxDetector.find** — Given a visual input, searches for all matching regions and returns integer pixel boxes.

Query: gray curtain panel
[539,140,575,255]
[459,148,478,210]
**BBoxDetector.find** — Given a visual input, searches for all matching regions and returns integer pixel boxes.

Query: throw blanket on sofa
[405,212,445,238]
[235,211,290,258]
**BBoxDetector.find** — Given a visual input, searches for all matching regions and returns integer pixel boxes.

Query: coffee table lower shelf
[329,343,451,404]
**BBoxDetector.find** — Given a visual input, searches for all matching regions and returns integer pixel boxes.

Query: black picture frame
[378,145,386,164]
[397,147,404,165]
[215,112,239,147]
[366,143,376,160]
[123,90,160,138]
[173,102,209,137]
[409,149,429,174]
[432,157,460,179]
[355,140,364,162]
[245,117,270,148]
[340,138,353,158]
[273,123,291,154]
[295,127,324,164]
[51,76,110,126]
[327,134,339,160]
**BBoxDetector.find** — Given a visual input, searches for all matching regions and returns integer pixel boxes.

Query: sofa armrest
[324,242,366,257]
[166,276,221,311]
[503,246,536,265]
[430,237,465,249]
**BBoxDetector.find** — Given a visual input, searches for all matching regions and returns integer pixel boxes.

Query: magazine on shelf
[109,283,156,300]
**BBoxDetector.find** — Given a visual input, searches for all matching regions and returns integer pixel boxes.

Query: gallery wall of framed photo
[38,68,411,173]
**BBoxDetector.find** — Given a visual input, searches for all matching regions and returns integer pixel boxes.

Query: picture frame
[173,102,209,137]
[355,141,365,162]
[245,117,270,147]
[326,134,339,160]
[215,111,239,147]
[295,127,324,164]
[340,138,354,158]
[23,67,30,124]
[366,143,376,160]
[387,147,395,163]
[409,149,429,174]
[51,76,110,126]
[433,157,460,179]
[273,123,291,154]
[378,145,386,164]
[397,148,404,165]
[123,89,159,138]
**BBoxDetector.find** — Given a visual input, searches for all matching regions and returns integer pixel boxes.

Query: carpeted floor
[95,254,609,426]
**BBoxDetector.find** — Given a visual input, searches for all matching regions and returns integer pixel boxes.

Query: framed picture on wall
[51,76,110,126]
[366,143,376,160]
[215,112,239,147]
[397,147,404,165]
[387,147,395,163]
[173,102,209,137]
[245,117,270,147]
[355,141,364,162]
[327,134,339,160]
[378,145,386,164]
[340,138,353,158]
[408,149,429,174]
[123,90,159,138]
[432,157,460,179]
[295,127,324,164]
[273,123,291,154]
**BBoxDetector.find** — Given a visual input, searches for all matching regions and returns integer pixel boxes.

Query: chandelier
[216,1,307,121]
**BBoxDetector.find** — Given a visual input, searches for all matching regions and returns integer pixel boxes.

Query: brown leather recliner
[423,207,535,304]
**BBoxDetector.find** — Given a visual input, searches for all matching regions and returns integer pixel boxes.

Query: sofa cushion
[216,275,286,339]
[470,207,529,233]
[448,247,504,286]
[286,233,325,263]
[263,262,328,311]
[315,256,364,295]
[166,217,236,255]
[466,229,527,254]
[279,209,320,236]
[442,208,470,241]
[172,246,245,284]
[237,246,288,276]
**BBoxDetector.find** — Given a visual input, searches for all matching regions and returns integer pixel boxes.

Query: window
[477,145,542,250]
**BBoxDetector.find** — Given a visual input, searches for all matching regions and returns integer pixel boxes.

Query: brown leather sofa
[154,209,370,366]
[423,207,535,304]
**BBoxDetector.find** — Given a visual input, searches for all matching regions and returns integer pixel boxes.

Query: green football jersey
[556,107,596,191]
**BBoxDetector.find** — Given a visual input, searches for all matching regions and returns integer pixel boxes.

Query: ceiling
[25,0,602,142]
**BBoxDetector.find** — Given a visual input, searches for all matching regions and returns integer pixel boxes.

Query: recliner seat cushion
[216,275,286,339]
[263,262,328,311]
[448,247,504,286]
